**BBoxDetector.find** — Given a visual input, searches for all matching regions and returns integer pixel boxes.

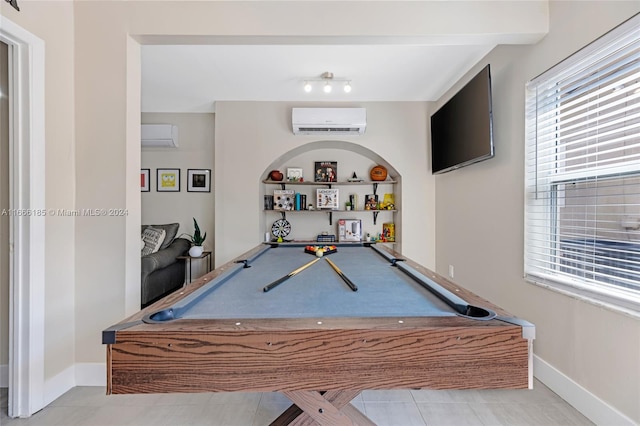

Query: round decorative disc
[271,219,292,238]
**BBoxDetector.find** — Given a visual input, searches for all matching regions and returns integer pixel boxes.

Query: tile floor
[1,380,592,426]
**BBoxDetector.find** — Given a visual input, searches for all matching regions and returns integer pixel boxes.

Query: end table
[177,251,212,284]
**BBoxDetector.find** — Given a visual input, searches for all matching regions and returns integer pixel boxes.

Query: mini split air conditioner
[292,108,366,135]
[141,124,179,147]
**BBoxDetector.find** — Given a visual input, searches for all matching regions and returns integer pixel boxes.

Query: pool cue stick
[325,258,358,292]
[263,257,321,292]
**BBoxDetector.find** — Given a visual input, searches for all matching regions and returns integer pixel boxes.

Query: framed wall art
[141,169,150,192]
[156,168,180,192]
[187,169,211,192]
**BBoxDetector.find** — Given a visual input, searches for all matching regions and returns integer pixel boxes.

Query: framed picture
[140,169,150,192]
[286,167,304,182]
[187,169,211,192]
[156,168,180,192]
[314,161,338,182]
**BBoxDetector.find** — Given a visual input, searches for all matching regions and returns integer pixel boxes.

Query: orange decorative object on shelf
[370,165,388,181]
[269,170,284,181]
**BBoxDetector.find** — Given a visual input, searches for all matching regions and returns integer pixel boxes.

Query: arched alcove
[260,140,401,247]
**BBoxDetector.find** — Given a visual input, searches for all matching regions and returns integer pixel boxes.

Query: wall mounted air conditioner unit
[292,108,366,135]
[141,124,179,147]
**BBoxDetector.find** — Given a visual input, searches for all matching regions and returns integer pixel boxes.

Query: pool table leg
[270,390,376,426]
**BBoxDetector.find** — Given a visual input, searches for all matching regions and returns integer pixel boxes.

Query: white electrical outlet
[448,265,454,278]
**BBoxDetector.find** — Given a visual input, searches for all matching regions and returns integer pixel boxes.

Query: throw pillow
[141,227,166,256]
[142,223,179,250]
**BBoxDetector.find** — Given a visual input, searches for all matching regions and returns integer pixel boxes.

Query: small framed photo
[314,161,338,182]
[156,168,180,192]
[140,169,150,192]
[187,169,211,192]
[287,167,304,182]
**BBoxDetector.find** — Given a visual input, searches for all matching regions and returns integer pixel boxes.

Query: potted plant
[345,201,352,211]
[184,217,207,257]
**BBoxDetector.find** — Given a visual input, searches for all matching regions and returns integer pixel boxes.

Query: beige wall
[434,2,640,423]
[1,1,77,382]
[141,113,215,271]
[215,101,433,267]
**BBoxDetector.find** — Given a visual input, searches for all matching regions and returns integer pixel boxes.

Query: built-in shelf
[263,178,397,231]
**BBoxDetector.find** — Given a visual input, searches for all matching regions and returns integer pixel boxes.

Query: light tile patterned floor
[1,380,593,425]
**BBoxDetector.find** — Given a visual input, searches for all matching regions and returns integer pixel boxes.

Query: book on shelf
[316,188,339,210]
[314,161,338,182]
[264,195,274,210]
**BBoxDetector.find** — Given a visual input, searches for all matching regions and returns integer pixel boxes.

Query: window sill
[525,275,640,320]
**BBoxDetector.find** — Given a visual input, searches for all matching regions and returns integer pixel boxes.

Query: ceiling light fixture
[302,71,352,94]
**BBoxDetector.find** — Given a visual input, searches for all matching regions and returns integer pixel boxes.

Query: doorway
[0,18,46,418]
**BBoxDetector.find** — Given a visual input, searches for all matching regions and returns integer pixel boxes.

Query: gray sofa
[141,223,190,308]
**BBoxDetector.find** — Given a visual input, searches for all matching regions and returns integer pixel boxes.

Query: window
[524,14,640,313]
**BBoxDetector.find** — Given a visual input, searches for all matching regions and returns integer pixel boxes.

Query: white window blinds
[524,14,640,312]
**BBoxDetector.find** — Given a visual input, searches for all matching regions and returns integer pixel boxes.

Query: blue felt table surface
[178,246,455,320]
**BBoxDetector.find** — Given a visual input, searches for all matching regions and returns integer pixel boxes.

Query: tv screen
[430,65,494,174]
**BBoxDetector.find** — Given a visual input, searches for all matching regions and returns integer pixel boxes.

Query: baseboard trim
[41,363,105,406]
[534,355,635,425]
[44,365,75,406]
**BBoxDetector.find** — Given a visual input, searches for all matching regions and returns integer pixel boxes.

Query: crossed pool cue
[262,257,358,292]
[325,258,358,292]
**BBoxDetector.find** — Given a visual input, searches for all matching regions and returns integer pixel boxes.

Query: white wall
[141,113,215,267]
[433,2,640,423]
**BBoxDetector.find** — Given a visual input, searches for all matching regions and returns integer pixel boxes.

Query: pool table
[103,243,534,426]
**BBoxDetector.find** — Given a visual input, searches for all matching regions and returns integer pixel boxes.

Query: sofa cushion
[141,227,166,256]
[141,223,180,250]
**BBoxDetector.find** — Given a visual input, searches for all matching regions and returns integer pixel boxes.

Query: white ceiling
[141,43,497,113]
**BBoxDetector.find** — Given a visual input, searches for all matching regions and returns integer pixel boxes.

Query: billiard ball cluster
[304,245,337,257]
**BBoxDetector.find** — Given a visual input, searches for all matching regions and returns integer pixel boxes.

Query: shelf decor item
[156,168,180,192]
[383,222,396,242]
[187,169,211,192]
[287,167,304,182]
[316,188,339,210]
[269,170,284,181]
[314,161,338,182]
[271,218,291,242]
[365,194,378,210]
[381,193,395,210]
[274,189,295,211]
[370,165,388,181]
[338,219,362,242]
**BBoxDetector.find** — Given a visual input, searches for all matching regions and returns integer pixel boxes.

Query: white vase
[189,245,204,257]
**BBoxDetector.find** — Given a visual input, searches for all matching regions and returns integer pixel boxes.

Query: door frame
[0,16,46,418]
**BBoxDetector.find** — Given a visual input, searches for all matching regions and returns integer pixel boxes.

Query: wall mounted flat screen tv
[430,65,494,174]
